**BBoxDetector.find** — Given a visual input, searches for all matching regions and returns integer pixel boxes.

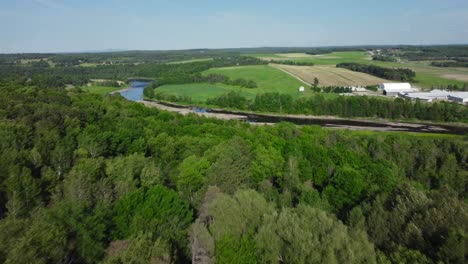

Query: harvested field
[272,64,392,86]
[442,74,468,82]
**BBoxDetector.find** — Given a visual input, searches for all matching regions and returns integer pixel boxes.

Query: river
[119,82,468,135]
[119,81,151,101]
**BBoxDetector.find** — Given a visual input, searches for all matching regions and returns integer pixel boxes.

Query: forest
[336,63,416,82]
[0,56,266,88]
[0,80,466,263]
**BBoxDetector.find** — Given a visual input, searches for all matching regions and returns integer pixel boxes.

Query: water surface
[119,81,150,101]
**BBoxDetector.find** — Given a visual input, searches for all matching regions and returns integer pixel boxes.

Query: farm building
[379,83,414,96]
[447,92,468,104]
[399,89,450,102]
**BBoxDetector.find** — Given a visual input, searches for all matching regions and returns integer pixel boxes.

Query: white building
[448,92,468,104]
[379,83,414,97]
[299,86,305,92]
[399,89,450,102]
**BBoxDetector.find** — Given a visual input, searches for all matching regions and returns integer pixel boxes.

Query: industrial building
[447,92,468,104]
[399,89,450,102]
[398,89,468,104]
[379,83,415,96]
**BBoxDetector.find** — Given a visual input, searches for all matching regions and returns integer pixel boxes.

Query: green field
[204,65,308,97]
[250,52,371,65]
[249,52,468,89]
[79,63,98,67]
[156,83,255,102]
[156,65,337,102]
[82,85,123,95]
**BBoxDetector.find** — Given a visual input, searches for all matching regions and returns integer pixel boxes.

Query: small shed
[299,86,305,92]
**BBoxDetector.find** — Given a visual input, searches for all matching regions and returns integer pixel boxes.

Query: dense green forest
[0,81,466,263]
[337,63,416,82]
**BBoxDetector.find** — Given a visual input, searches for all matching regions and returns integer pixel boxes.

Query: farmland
[155,83,256,102]
[203,65,310,97]
[252,51,371,65]
[155,65,341,102]
[251,51,468,88]
[272,64,391,86]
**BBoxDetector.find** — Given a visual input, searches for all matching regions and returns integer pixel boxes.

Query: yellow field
[272,64,392,86]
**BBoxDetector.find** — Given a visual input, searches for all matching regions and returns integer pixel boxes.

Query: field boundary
[269,64,311,86]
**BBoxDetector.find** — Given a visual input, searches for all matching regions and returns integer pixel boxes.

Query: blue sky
[1,0,468,53]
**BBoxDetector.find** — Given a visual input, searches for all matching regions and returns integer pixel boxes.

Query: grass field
[203,65,309,97]
[156,65,339,102]
[249,52,468,88]
[82,85,123,95]
[251,52,371,65]
[156,83,256,102]
[272,64,391,86]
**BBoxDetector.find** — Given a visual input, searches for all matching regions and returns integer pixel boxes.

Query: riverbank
[138,100,249,120]
[140,99,468,135]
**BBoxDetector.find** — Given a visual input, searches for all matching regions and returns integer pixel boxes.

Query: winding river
[119,82,468,135]
[119,81,150,101]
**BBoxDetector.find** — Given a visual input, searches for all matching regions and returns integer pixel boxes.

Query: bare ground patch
[442,74,468,82]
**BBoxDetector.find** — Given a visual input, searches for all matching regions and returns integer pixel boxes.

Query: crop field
[272,64,391,86]
[82,85,123,95]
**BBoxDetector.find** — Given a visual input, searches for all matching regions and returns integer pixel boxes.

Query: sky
[1,0,468,53]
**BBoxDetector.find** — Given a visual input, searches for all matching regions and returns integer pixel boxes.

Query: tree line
[311,86,353,93]
[431,61,468,68]
[337,63,416,82]
[270,60,315,66]
[152,90,468,123]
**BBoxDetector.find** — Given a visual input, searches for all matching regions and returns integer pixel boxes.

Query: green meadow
[250,51,371,65]
[204,65,308,96]
[156,65,339,102]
